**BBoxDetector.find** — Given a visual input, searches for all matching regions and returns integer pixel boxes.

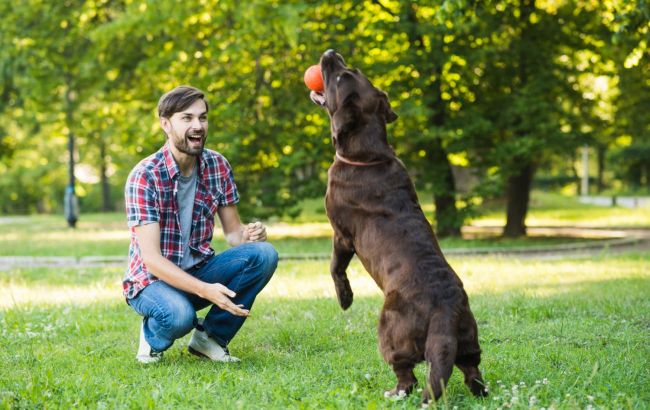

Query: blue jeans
[128,242,278,352]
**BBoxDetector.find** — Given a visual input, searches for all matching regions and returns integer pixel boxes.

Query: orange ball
[304,65,324,92]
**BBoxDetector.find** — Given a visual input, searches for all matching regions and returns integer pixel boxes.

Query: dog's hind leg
[456,355,487,398]
[423,309,458,403]
[378,303,419,397]
[455,310,487,397]
[384,362,417,398]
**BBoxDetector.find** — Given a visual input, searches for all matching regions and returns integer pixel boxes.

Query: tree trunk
[596,145,605,193]
[430,138,461,237]
[99,139,112,212]
[503,161,535,237]
[403,4,461,238]
[502,0,535,238]
[570,155,581,195]
[64,81,78,228]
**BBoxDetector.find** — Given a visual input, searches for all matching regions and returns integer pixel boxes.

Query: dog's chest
[325,166,419,243]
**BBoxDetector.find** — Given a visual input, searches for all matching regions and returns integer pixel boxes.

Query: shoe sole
[188,346,240,362]
[188,346,210,359]
[136,355,161,364]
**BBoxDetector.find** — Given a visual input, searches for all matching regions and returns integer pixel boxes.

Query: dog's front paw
[310,91,326,106]
[335,280,353,310]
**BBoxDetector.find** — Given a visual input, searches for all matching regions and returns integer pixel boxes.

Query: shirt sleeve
[125,169,160,227]
[218,156,240,207]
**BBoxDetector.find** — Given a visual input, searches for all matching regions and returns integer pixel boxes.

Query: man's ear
[332,92,361,137]
[160,117,171,134]
[377,91,398,123]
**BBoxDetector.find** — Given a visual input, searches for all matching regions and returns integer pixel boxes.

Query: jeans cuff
[206,330,228,348]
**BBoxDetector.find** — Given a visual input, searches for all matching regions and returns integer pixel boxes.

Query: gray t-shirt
[177,166,204,270]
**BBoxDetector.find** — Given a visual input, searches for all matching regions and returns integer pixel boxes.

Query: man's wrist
[195,281,209,299]
[225,229,245,246]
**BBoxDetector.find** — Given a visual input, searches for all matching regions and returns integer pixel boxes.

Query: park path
[1,226,648,270]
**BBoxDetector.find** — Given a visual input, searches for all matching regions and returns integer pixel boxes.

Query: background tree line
[0,0,647,237]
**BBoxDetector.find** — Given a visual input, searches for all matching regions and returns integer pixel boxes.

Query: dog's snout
[320,50,347,74]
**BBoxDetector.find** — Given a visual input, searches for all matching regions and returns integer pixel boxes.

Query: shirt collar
[162,141,206,180]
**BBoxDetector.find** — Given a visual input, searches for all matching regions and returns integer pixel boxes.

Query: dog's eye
[338,72,355,83]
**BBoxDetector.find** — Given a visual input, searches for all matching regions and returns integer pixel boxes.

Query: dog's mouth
[309,49,347,108]
[320,49,347,88]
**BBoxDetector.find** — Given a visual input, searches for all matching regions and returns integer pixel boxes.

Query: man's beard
[172,130,205,156]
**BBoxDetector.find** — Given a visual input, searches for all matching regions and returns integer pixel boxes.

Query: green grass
[1,191,648,407]
[0,215,606,258]
[467,191,650,228]
[3,191,645,257]
[293,191,650,228]
[1,253,648,408]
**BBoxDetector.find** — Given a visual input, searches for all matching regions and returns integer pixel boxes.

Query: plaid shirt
[123,142,239,299]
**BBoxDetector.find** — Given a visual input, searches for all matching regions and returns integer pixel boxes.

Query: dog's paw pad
[384,389,407,400]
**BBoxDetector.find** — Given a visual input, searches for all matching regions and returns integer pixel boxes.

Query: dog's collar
[335,152,389,167]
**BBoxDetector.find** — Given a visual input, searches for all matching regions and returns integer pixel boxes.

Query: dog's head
[311,50,397,142]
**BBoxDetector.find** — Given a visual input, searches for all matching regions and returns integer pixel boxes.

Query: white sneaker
[136,322,162,364]
[188,323,240,362]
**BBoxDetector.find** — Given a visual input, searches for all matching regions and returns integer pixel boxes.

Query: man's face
[161,99,208,156]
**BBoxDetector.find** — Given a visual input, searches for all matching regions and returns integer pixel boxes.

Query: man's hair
[157,85,209,119]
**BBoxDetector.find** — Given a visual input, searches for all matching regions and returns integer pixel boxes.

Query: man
[123,85,278,364]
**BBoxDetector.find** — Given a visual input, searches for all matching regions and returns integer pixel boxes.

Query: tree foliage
[0,0,647,235]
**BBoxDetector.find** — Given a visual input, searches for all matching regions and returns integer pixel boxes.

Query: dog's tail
[423,308,457,403]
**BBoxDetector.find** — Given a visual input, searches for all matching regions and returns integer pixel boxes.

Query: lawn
[2,191,648,258]
[466,192,650,228]
[1,252,649,409]
[1,191,649,408]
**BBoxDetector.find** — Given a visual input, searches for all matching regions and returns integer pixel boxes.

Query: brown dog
[310,50,487,403]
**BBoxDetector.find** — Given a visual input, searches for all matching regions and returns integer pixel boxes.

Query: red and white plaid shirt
[123,142,239,299]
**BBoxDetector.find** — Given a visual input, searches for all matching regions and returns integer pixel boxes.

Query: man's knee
[250,242,278,277]
[164,301,196,337]
[261,242,279,267]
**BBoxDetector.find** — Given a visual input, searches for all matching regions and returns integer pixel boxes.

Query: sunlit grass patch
[2,190,648,258]
[471,191,650,228]
[450,252,650,297]
[2,252,648,309]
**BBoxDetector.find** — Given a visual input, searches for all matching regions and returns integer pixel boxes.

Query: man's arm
[133,222,249,316]
[218,205,267,246]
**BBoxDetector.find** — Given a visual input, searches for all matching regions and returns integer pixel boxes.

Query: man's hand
[243,221,267,242]
[200,283,250,317]
[134,223,246,311]
[219,206,268,246]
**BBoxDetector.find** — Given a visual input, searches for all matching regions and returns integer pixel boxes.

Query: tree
[609,0,649,190]
[466,0,608,236]
[0,0,125,217]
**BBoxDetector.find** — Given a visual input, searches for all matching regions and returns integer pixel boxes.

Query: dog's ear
[332,92,361,136]
[377,91,398,123]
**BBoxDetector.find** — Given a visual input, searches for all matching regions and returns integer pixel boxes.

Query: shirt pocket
[202,192,219,219]
[193,192,218,252]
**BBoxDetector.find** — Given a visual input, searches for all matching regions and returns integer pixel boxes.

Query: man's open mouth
[187,135,203,144]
